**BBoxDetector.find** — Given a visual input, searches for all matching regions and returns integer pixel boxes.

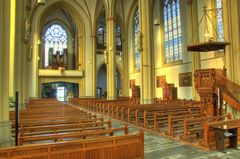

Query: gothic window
[134,8,140,70]
[116,24,122,51]
[97,26,106,50]
[163,0,182,63]
[44,24,68,67]
[216,0,224,41]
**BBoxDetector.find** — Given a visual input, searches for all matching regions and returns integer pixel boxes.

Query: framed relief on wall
[129,79,135,88]
[179,72,192,87]
[156,76,166,88]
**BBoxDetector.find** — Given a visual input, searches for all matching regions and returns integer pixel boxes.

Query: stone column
[9,0,16,98]
[138,0,154,104]
[0,0,14,147]
[106,17,116,100]
[91,34,96,97]
[188,0,201,100]
[29,33,39,97]
[223,0,240,83]
[78,35,85,96]
[15,0,28,108]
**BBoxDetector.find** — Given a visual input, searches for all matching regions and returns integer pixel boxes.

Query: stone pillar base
[0,121,14,148]
[141,98,153,104]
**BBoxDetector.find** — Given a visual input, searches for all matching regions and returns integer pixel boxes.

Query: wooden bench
[18,120,111,135]
[166,113,206,137]
[182,114,232,143]
[0,131,144,159]
[19,126,129,145]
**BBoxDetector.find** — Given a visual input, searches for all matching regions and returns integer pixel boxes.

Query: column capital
[106,17,115,22]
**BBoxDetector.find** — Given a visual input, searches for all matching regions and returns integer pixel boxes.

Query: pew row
[0,131,144,159]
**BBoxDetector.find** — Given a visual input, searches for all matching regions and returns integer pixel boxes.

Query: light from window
[216,0,224,41]
[116,24,122,51]
[44,24,68,67]
[97,25,106,48]
[163,0,182,63]
[134,8,140,70]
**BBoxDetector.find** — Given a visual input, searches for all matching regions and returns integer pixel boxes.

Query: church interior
[0,0,240,158]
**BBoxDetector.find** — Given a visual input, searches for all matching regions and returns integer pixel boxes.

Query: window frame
[133,7,140,71]
[214,0,225,56]
[215,0,224,42]
[162,0,183,65]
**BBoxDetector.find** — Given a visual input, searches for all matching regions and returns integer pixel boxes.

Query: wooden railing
[215,70,240,104]
[195,69,240,112]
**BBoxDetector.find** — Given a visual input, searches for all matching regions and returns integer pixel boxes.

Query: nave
[0,98,239,159]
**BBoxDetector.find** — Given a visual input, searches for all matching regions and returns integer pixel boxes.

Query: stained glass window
[116,24,122,51]
[44,24,68,67]
[216,0,224,41]
[163,0,182,63]
[134,8,140,70]
[97,26,106,48]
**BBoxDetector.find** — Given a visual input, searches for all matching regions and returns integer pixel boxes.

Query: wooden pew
[11,114,97,129]
[166,113,206,137]
[0,131,144,159]
[182,114,232,143]
[5,98,146,159]
[19,126,128,145]
[18,120,111,136]
[11,117,103,135]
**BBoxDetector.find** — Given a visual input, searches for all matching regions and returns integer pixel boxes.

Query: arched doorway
[97,64,122,98]
[41,82,79,101]
[97,64,107,98]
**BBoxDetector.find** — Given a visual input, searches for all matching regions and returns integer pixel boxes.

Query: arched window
[97,26,106,50]
[97,14,106,51]
[216,0,224,41]
[134,8,140,70]
[44,24,68,67]
[163,0,182,63]
[116,24,122,51]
